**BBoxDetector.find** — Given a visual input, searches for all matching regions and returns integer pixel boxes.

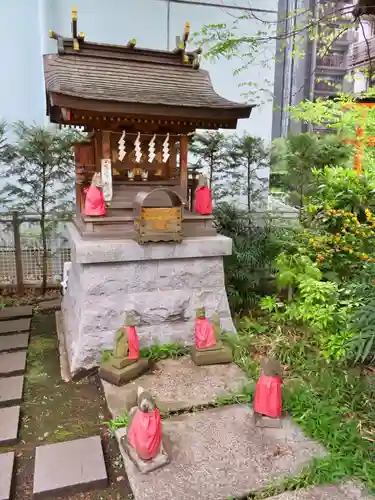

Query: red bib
[125,326,140,360]
[194,186,213,215]
[254,374,282,418]
[195,317,216,349]
[83,186,106,216]
[127,409,162,460]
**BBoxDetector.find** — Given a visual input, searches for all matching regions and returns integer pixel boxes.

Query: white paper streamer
[162,133,170,163]
[134,132,142,163]
[118,131,126,161]
[148,134,156,163]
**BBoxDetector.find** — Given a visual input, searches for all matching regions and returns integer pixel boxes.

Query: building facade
[272,0,356,137]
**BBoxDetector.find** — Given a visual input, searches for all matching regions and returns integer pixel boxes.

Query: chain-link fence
[0,212,72,291]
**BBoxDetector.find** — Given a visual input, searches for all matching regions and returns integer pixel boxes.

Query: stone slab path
[0,352,27,377]
[0,333,29,353]
[0,452,15,500]
[266,481,374,499]
[0,306,32,498]
[100,358,329,500]
[0,318,31,336]
[117,404,325,500]
[0,306,32,321]
[0,376,24,408]
[102,356,248,416]
[33,436,108,498]
[0,406,20,446]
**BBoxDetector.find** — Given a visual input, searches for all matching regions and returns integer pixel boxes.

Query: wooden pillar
[180,136,188,204]
[102,130,111,159]
[169,139,177,178]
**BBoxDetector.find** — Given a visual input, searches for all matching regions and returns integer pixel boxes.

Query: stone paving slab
[33,436,108,498]
[119,404,326,500]
[0,333,29,353]
[102,356,248,417]
[0,406,20,446]
[37,298,61,312]
[265,481,375,499]
[0,352,27,377]
[0,306,32,321]
[0,318,31,336]
[0,376,24,408]
[0,452,15,500]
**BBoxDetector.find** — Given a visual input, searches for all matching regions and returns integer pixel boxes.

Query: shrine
[45,8,253,376]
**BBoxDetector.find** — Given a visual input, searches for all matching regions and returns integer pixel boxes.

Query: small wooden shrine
[44,8,253,242]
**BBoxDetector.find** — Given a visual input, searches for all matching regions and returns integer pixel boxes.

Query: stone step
[118,405,326,500]
[265,481,375,499]
[0,306,32,321]
[0,376,24,407]
[101,357,248,417]
[0,352,27,377]
[0,333,29,353]
[0,406,20,446]
[33,436,108,499]
[0,452,15,500]
[0,318,31,336]
[37,298,61,312]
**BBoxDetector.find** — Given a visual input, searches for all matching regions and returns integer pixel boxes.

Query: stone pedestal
[191,344,233,366]
[99,358,149,386]
[61,223,235,376]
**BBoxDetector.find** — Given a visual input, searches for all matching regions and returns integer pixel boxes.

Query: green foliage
[140,343,190,360]
[229,319,375,495]
[228,134,268,211]
[214,202,285,314]
[0,122,81,215]
[261,253,356,361]
[104,411,129,437]
[189,131,230,199]
[271,133,353,210]
[307,166,375,215]
[0,122,83,294]
[346,264,375,363]
[0,121,14,164]
[101,343,189,363]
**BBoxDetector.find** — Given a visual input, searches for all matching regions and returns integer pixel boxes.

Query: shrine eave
[47,92,254,130]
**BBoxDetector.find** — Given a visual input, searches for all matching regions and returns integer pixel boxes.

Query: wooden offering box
[43,9,254,243]
[134,189,183,244]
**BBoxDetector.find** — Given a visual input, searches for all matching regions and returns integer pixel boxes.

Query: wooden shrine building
[44,8,254,242]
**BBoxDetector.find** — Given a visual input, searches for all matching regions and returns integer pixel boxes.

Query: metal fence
[0,212,72,293]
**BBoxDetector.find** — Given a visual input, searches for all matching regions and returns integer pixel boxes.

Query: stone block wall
[61,224,235,376]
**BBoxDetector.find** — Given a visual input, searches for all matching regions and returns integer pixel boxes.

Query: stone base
[61,223,236,376]
[120,405,326,500]
[99,358,149,386]
[120,431,170,474]
[254,412,283,428]
[191,344,233,366]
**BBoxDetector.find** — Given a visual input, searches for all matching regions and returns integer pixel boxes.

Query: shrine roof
[44,37,254,127]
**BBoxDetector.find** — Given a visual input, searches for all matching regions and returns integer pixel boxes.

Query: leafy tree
[0,122,82,294]
[0,121,14,163]
[193,3,359,104]
[271,133,353,211]
[228,134,268,212]
[189,131,232,200]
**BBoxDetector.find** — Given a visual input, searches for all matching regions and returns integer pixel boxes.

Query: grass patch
[101,342,190,363]
[229,315,375,496]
